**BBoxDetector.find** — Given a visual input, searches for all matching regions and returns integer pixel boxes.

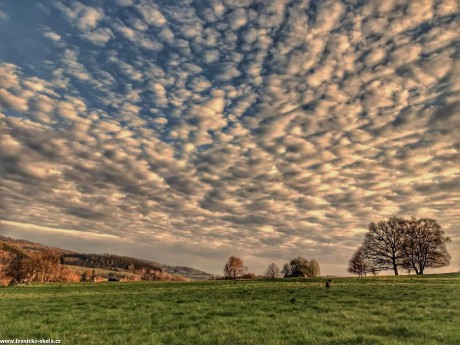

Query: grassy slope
[0,274,458,345]
[63,265,141,279]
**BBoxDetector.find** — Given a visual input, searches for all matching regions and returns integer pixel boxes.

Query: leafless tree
[347,246,376,276]
[362,216,407,275]
[401,218,451,274]
[357,216,451,276]
[264,262,281,278]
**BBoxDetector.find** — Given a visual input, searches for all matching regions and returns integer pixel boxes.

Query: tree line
[223,256,321,279]
[348,217,451,276]
[61,253,163,273]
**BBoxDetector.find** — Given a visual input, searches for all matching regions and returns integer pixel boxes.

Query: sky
[0,0,459,276]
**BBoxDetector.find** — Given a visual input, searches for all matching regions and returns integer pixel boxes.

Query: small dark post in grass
[325,279,332,290]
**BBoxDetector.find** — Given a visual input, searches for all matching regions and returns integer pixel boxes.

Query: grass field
[0,274,459,345]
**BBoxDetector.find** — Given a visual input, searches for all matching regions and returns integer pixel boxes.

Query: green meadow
[0,274,459,345]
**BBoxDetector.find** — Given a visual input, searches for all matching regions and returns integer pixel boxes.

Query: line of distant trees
[348,217,451,276]
[223,256,321,280]
[61,253,162,273]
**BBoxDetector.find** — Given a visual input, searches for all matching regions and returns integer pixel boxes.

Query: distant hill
[0,236,75,255]
[0,236,212,280]
[151,262,213,280]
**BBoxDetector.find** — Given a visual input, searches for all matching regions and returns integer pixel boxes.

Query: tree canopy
[401,218,451,274]
[282,257,320,277]
[223,256,245,279]
[347,246,376,277]
[3,250,74,284]
[362,216,407,275]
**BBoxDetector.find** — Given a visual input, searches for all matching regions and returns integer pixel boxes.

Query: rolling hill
[0,236,212,280]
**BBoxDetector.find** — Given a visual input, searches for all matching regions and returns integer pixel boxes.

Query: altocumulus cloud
[0,0,459,275]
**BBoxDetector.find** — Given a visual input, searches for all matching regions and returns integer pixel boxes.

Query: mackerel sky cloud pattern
[0,0,459,274]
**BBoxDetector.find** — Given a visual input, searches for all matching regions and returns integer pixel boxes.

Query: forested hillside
[0,236,211,284]
[61,253,163,273]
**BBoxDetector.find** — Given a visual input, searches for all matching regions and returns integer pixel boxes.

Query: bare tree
[223,256,245,279]
[347,246,376,276]
[357,216,451,276]
[401,218,451,274]
[362,216,406,275]
[264,262,281,278]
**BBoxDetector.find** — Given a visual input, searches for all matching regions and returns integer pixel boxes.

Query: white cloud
[43,31,61,42]
[0,220,121,240]
[55,3,104,31]
[82,27,113,46]
[227,8,248,29]
[77,6,104,30]
[137,3,167,27]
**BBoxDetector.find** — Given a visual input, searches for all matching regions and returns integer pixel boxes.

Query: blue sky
[0,0,459,275]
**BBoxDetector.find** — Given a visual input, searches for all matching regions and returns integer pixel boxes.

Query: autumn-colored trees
[350,217,451,276]
[223,256,245,279]
[2,250,76,284]
[3,254,35,284]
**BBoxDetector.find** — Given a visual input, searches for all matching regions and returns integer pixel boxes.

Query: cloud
[56,3,104,30]
[42,30,62,43]
[0,6,8,22]
[78,7,104,30]
[81,27,114,46]
[0,89,29,111]
[137,4,167,27]
[0,220,120,240]
[227,8,248,30]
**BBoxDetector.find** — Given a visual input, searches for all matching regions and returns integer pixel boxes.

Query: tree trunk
[393,262,399,275]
